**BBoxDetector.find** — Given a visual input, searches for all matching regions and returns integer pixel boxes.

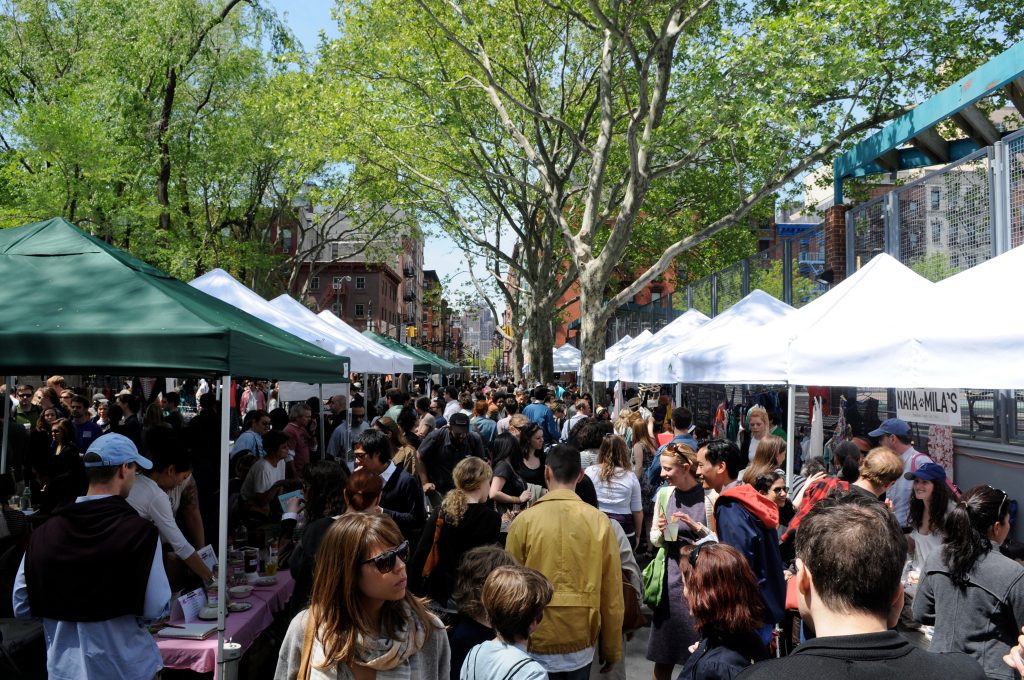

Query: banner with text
[894,389,961,426]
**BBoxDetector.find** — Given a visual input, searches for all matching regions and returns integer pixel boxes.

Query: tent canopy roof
[0,218,347,381]
[361,331,460,375]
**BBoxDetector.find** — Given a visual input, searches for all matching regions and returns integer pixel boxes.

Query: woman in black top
[488,433,531,511]
[411,457,500,610]
[517,422,546,489]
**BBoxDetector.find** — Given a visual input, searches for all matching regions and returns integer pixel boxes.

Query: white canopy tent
[918,243,1024,389]
[189,270,353,397]
[663,289,793,383]
[615,309,711,383]
[552,343,582,373]
[269,294,414,375]
[674,255,932,386]
[616,290,793,384]
[593,330,652,382]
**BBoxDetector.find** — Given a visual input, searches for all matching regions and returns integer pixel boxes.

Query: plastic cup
[664,522,680,542]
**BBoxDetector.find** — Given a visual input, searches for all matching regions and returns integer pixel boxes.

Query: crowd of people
[3,374,1024,680]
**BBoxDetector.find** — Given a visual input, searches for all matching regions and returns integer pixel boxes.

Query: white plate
[228,585,253,597]
[198,607,220,620]
[254,576,278,586]
[228,601,252,612]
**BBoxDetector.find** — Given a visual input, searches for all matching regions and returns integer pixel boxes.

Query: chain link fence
[1011,132,1024,249]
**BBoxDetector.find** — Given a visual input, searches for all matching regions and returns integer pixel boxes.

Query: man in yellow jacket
[506,444,624,678]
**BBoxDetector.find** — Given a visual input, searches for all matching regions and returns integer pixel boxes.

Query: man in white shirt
[239,430,291,514]
[442,385,462,419]
[127,429,212,583]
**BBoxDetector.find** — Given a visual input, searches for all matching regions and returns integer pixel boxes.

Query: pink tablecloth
[156,569,295,676]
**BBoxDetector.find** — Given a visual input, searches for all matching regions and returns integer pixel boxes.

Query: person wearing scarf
[275,513,450,679]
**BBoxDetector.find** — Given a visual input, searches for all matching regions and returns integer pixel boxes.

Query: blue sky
[264,0,463,290]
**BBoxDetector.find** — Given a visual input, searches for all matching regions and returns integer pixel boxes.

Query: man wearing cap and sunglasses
[869,418,934,526]
[14,433,172,680]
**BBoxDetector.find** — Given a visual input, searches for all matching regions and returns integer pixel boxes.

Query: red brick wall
[824,204,848,283]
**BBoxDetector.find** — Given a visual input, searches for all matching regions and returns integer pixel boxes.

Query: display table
[156,569,295,676]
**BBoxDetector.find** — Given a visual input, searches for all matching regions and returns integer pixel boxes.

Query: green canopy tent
[0,217,348,677]
[362,330,460,376]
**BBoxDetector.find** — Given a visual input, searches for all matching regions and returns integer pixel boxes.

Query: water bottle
[20,486,32,510]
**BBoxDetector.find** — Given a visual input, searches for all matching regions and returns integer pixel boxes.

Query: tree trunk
[156,67,177,232]
[526,306,554,386]
[512,333,525,383]
[577,278,614,405]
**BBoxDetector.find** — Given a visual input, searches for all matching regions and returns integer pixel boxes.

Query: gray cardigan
[913,547,1024,680]
[275,608,451,680]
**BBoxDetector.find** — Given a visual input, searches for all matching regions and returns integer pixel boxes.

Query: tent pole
[1,376,12,475]
[217,375,231,678]
[318,384,325,462]
[786,384,796,490]
[675,382,682,409]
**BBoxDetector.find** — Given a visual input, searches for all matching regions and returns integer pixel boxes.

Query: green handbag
[641,487,671,608]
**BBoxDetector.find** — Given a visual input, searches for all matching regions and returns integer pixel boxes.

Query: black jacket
[678,632,768,680]
[737,630,984,680]
[381,465,427,544]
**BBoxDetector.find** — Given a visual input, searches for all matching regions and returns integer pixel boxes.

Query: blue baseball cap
[904,462,946,482]
[84,433,153,469]
[868,418,912,438]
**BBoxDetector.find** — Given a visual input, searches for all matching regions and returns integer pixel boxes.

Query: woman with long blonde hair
[410,457,500,609]
[276,513,450,679]
[741,434,786,487]
[584,434,643,547]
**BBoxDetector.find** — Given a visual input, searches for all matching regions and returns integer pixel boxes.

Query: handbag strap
[298,611,317,680]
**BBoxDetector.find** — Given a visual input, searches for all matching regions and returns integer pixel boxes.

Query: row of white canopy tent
[596,245,1024,486]
[523,342,584,375]
[190,269,415,379]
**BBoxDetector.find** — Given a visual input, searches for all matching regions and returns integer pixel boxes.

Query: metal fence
[846,127,1024,443]
[684,222,828,315]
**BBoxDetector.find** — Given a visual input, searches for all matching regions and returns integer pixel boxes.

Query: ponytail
[833,441,862,483]
[941,485,1007,586]
[441,489,469,526]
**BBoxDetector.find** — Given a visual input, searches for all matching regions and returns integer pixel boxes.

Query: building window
[356,304,365,317]
[330,242,340,260]
[332,276,345,289]
[281,228,293,249]
[930,188,940,210]
[309,276,320,291]
[931,219,941,245]
[356,276,366,290]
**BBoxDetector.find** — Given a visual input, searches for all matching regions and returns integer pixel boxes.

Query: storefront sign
[894,388,961,426]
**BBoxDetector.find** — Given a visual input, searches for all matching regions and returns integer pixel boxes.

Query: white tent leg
[318,384,325,461]
[675,382,682,409]
[217,375,231,678]
[786,384,796,489]
[1,376,11,475]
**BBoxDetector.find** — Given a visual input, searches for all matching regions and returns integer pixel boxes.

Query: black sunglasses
[360,541,410,574]
[987,485,1009,519]
[688,542,705,569]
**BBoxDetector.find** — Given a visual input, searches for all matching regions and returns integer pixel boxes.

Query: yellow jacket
[506,489,624,663]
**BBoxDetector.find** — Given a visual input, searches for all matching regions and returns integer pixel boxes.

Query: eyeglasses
[987,485,1009,518]
[16,393,32,399]
[772,486,789,495]
[50,430,61,435]
[360,541,410,574]
[688,542,705,569]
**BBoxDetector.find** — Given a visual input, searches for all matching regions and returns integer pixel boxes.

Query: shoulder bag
[641,487,671,608]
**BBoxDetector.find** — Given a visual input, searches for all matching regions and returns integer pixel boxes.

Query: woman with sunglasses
[646,443,709,680]
[276,513,450,679]
[677,542,769,680]
[914,485,1024,680]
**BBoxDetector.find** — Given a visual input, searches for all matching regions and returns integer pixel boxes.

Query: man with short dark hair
[523,386,559,444]
[13,384,39,429]
[416,412,485,495]
[506,444,623,677]
[698,439,786,639]
[384,388,408,422]
[115,389,142,447]
[69,394,103,453]
[162,391,183,430]
[645,406,698,485]
[14,433,171,679]
[738,494,984,680]
[355,428,425,543]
